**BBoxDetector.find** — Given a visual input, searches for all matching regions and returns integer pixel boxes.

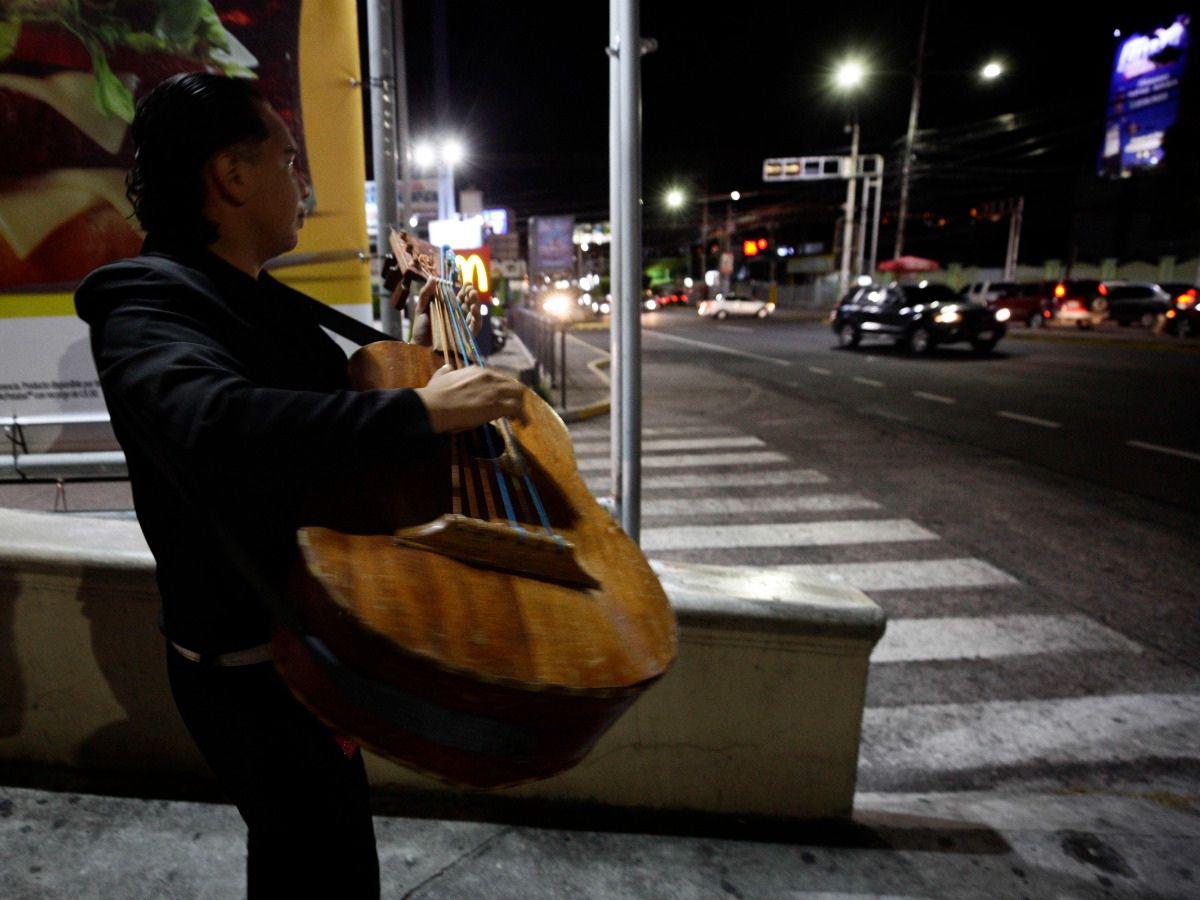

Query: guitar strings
[435,252,560,543]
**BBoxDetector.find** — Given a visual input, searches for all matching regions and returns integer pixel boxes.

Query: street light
[413,136,467,220]
[729,190,741,201]
[833,59,867,91]
[832,55,866,296]
[665,187,685,210]
[981,61,1004,80]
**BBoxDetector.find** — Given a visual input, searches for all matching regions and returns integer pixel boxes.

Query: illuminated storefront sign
[454,247,492,301]
[1099,13,1190,177]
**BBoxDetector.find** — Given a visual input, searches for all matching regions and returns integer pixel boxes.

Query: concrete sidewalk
[2,780,1197,898]
[487,324,611,422]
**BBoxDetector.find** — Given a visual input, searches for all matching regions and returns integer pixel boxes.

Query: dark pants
[166,644,379,898]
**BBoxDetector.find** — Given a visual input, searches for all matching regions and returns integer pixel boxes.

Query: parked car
[653,288,690,307]
[1048,279,1108,328]
[979,282,1056,328]
[1162,283,1199,337]
[1105,283,1173,327]
[697,294,775,320]
[961,280,1017,304]
[833,282,1008,354]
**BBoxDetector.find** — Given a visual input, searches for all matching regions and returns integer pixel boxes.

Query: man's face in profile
[238,103,311,261]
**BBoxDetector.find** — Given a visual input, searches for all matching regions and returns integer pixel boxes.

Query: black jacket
[76,242,435,653]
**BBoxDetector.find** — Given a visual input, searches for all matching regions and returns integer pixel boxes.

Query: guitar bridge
[394,514,599,589]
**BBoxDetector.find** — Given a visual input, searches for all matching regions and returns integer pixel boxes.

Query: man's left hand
[411,280,483,347]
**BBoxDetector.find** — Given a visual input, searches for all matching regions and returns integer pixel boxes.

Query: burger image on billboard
[0,1,260,289]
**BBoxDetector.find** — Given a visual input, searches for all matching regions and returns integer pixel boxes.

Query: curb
[1006,328,1200,354]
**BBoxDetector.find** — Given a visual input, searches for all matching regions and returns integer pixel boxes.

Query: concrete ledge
[0,507,885,819]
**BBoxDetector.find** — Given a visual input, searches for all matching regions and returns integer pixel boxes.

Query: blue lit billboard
[1099,13,1190,177]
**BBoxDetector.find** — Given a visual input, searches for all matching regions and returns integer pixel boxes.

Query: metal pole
[854,168,869,278]
[618,0,642,543]
[393,1,413,336]
[894,0,929,259]
[1004,195,1025,281]
[366,0,400,335]
[838,118,860,297]
[869,174,883,277]
[607,0,623,519]
[559,327,567,411]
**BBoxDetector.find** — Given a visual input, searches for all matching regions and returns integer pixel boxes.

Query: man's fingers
[415,277,438,314]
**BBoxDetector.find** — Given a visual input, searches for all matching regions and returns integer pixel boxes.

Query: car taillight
[1177,290,1197,307]
[1098,283,1108,296]
[1043,309,1052,318]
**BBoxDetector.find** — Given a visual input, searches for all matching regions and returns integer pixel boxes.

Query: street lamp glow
[665,187,685,209]
[440,138,465,166]
[833,59,866,91]
[981,61,1003,80]
[413,142,436,169]
[730,190,741,201]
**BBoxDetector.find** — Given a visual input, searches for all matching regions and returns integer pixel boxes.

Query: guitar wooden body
[273,339,676,789]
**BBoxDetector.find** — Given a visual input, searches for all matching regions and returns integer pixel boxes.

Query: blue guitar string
[439,247,523,530]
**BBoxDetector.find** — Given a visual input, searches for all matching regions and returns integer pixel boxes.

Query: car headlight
[934,305,962,324]
[994,307,1011,323]
[543,294,570,317]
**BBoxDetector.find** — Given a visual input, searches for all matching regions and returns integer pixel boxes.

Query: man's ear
[205,149,249,206]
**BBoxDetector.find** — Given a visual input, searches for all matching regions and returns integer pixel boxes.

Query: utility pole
[1003,195,1025,281]
[894,0,930,259]
[838,117,860,297]
[366,0,401,336]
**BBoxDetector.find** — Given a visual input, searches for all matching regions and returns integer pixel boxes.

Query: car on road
[1105,283,1173,328]
[1047,279,1108,328]
[833,282,1008,354]
[966,281,1052,327]
[697,293,775,320]
[1163,283,1199,337]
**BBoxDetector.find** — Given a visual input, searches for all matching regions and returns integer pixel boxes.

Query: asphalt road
[568,309,1200,797]
[604,311,1200,513]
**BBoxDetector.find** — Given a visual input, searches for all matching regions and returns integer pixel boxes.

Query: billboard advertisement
[0,1,370,416]
[528,215,575,279]
[1099,13,1191,177]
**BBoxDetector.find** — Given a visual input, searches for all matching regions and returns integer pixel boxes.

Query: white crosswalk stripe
[773,558,1016,591]
[575,450,789,471]
[570,424,738,439]
[643,494,881,516]
[870,614,1143,663]
[572,435,765,455]
[860,693,1200,773]
[584,469,830,492]
[641,519,938,551]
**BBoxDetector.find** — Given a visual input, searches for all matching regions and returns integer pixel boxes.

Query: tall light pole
[833,58,866,296]
[894,0,929,260]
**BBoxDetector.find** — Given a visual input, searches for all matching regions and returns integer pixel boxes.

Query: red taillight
[1042,309,1052,318]
[1177,290,1197,307]
[1098,283,1108,296]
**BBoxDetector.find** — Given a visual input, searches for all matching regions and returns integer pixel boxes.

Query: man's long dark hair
[126,73,269,248]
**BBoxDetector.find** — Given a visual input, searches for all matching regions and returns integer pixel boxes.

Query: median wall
[0,507,885,820]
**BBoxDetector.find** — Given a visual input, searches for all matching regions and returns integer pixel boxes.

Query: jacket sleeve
[78,263,435,493]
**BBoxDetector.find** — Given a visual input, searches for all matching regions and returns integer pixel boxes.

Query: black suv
[833,282,1008,354]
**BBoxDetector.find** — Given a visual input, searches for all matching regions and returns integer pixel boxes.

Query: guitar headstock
[382,229,444,309]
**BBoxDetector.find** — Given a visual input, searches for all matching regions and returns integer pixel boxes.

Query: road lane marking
[859,693,1200,773]
[914,391,956,404]
[571,425,739,439]
[643,329,792,367]
[997,411,1062,429]
[774,558,1016,592]
[643,494,880,516]
[808,366,832,375]
[1126,440,1200,463]
[854,376,886,387]
[575,451,789,471]
[585,469,830,492]
[870,614,1142,663]
[572,436,764,455]
[641,519,938,551]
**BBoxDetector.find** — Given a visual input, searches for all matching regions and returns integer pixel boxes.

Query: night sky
[368,1,1194,264]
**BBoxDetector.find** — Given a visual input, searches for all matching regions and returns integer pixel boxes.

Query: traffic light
[742,237,768,257]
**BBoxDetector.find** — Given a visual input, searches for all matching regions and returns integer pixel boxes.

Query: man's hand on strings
[410,280,483,347]
[415,365,525,434]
